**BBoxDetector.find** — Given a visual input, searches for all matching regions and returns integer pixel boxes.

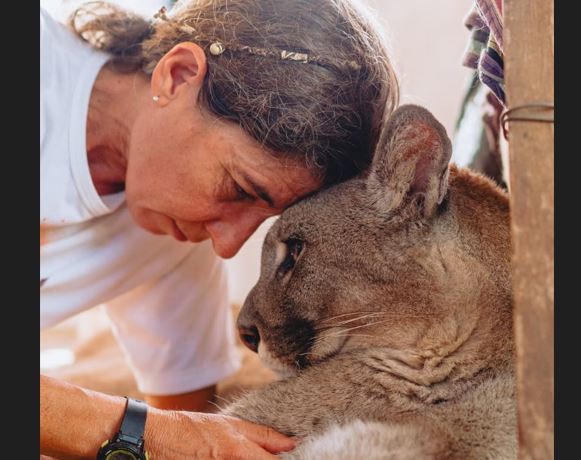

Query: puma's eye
[280,238,304,273]
[287,238,303,259]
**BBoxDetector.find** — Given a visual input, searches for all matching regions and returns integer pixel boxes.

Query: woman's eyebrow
[241,172,276,207]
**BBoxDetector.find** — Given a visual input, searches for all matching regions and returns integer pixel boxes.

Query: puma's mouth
[256,329,350,379]
[307,327,350,363]
[257,341,299,378]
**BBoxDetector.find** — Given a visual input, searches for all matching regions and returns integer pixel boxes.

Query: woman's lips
[170,220,188,242]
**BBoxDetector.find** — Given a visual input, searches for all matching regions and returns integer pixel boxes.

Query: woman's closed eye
[222,170,254,203]
[233,180,255,202]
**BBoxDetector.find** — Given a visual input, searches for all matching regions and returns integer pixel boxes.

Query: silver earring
[152,95,160,102]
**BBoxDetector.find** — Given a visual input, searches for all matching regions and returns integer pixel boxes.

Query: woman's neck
[86,64,148,196]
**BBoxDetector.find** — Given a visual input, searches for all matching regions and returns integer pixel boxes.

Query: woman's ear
[367,104,452,219]
[150,42,208,105]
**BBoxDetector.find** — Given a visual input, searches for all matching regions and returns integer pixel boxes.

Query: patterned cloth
[462,0,505,106]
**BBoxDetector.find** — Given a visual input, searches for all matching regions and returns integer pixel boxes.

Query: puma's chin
[258,341,298,378]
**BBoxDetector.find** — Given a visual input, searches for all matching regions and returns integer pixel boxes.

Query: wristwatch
[97,397,150,460]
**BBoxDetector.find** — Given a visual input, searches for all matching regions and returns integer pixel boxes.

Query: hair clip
[280,50,309,63]
[179,23,196,34]
[153,6,169,22]
[209,41,226,56]
[186,36,361,72]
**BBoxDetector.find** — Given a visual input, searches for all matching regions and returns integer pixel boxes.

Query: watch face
[98,441,146,460]
[103,450,140,460]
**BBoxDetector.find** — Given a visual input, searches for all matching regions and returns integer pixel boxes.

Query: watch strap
[118,397,148,447]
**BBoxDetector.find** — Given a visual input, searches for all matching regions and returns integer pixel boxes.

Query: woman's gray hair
[70,0,399,185]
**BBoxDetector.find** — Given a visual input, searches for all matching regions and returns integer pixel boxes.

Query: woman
[40,0,398,458]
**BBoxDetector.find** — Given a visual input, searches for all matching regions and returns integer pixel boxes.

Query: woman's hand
[40,375,294,460]
[145,408,295,459]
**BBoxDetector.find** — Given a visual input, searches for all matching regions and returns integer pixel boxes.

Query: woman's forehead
[232,146,322,208]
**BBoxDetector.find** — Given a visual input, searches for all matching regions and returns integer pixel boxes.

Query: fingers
[229,418,296,454]
[240,444,281,460]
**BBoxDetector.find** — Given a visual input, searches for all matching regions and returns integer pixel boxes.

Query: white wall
[365,0,473,134]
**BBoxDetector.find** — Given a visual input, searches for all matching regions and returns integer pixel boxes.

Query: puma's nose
[238,325,260,353]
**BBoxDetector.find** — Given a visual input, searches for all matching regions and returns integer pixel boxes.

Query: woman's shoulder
[40,7,66,47]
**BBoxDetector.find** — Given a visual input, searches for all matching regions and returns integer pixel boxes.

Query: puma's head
[237,105,512,384]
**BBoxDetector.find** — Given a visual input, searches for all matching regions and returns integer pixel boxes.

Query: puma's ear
[368,104,452,219]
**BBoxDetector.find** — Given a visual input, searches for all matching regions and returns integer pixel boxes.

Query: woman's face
[126,99,321,259]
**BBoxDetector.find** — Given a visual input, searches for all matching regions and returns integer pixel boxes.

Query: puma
[223,105,515,459]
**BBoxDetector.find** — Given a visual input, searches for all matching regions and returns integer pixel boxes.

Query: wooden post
[504,1,554,459]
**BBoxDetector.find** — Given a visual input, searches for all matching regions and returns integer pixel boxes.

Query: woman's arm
[40,374,125,459]
[41,374,295,459]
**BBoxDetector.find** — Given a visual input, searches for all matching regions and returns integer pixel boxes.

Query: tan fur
[222,105,515,459]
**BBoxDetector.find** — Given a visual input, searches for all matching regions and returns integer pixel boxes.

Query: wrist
[40,375,126,459]
[85,394,127,458]
[97,397,150,460]
[143,406,167,458]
